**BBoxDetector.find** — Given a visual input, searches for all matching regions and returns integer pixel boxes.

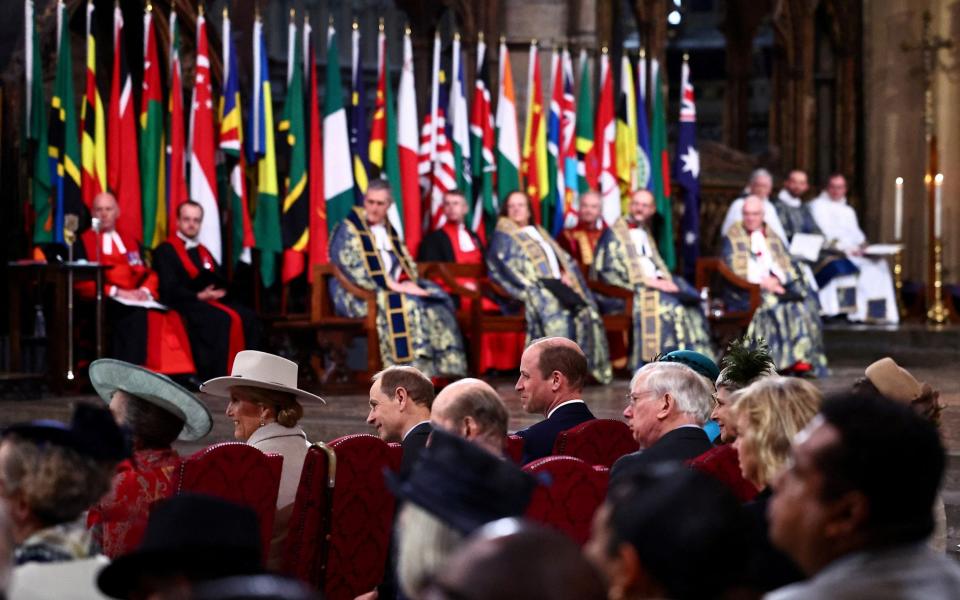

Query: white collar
[176,230,200,250]
[814,191,847,206]
[101,231,126,255]
[778,188,802,208]
[402,420,431,441]
[547,399,585,419]
[455,224,476,252]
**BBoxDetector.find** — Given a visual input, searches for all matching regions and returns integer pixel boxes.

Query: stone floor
[1,325,959,551]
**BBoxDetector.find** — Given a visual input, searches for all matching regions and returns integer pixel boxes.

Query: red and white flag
[188,12,221,262]
[107,4,141,244]
[398,29,422,256]
[418,32,456,230]
[595,50,620,225]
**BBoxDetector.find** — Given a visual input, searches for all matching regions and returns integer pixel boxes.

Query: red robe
[87,448,181,558]
[78,230,195,374]
[559,221,605,266]
[436,223,524,373]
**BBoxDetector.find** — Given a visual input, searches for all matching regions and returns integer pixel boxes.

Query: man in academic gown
[152,201,260,380]
[559,191,606,267]
[77,193,195,375]
[809,174,899,323]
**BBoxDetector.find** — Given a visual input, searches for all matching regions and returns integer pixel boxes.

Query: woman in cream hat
[87,358,213,559]
[201,350,325,569]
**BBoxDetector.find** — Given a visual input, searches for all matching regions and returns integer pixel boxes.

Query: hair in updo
[232,385,304,428]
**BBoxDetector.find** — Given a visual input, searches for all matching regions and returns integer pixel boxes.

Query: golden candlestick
[893,249,907,319]
[926,239,949,325]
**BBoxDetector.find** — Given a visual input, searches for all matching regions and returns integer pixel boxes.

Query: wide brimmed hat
[90,359,212,442]
[97,494,263,599]
[4,403,130,462]
[386,428,536,534]
[200,351,325,404]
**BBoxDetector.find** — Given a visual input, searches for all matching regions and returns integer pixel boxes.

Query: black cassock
[153,238,260,380]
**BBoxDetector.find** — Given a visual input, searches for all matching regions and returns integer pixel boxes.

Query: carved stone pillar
[721,0,769,152]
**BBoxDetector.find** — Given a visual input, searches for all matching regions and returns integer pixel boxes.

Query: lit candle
[894,177,903,241]
[934,173,944,239]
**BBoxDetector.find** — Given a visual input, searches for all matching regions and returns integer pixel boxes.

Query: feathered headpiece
[716,336,776,389]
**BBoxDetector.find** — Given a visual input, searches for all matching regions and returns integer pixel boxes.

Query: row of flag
[24,1,702,288]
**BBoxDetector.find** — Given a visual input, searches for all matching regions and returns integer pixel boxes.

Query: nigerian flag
[324,24,355,230]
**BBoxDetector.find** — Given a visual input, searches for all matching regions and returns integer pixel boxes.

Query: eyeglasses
[625,390,656,407]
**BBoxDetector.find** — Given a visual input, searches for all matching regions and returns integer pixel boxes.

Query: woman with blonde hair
[201,350,325,569]
[731,376,821,593]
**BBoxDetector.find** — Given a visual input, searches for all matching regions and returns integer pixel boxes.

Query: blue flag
[636,53,652,191]
[350,23,370,205]
[674,57,700,281]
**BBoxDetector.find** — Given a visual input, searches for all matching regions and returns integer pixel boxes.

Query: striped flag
[674,55,701,281]
[280,13,308,283]
[48,0,83,244]
[650,58,675,269]
[575,50,595,193]
[108,4,142,244]
[636,49,652,191]
[166,12,188,235]
[468,34,495,234]
[495,39,521,200]
[323,22,356,233]
[595,49,620,225]
[546,47,567,236]
[250,16,282,286]
[220,7,253,266]
[397,28,422,254]
[350,20,370,205]
[558,48,579,230]
[419,32,456,230]
[188,11,220,263]
[141,5,165,247]
[521,40,548,226]
[305,17,327,273]
[24,0,52,244]
[80,0,106,209]
[450,33,472,203]
[368,19,404,236]
[615,54,638,207]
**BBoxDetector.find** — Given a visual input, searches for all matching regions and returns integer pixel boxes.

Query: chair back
[552,419,639,467]
[280,443,336,586]
[504,434,525,464]
[522,456,608,545]
[323,435,400,600]
[176,443,283,562]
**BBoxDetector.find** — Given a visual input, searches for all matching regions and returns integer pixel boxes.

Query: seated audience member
[77,192,195,375]
[152,200,260,381]
[200,351,323,570]
[425,519,606,600]
[767,392,960,599]
[487,191,612,384]
[809,173,898,323]
[3,404,129,600]
[387,429,536,599]
[86,359,212,558]
[853,357,946,551]
[732,376,821,591]
[721,195,827,376]
[720,168,789,245]
[329,179,467,377]
[431,378,509,456]
[610,362,714,483]
[559,190,605,266]
[592,190,714,368]
[689,338,775,501]
[367,365,436,477]
[514,338,595,464]
[658,350,722,441]
[418,190,485,262]
[96,495,264,600]
[585,466,750,600]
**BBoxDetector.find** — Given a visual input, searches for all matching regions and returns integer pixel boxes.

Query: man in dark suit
[515,337,595,464]
[367,365,436,476]
[610,362,714,483]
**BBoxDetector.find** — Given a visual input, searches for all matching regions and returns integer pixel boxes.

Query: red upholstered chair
[322,434,401,600]
[552,419,639,468]
[280,442,337,586]
[504,434,525,464]
[522,456,609,545]
[175,443,283,563]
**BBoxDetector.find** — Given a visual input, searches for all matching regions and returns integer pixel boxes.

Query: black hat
[386,428,536,534]
[191,575,321,600]
[97,494,263,599]
[3,403,130,462]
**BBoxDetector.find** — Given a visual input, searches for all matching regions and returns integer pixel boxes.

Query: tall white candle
[894,177,903,241]
[934,173,944,239]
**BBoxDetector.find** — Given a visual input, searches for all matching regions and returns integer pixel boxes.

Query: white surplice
[720,196,789,247]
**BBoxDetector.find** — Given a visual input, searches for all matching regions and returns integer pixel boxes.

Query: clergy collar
[176,230,200,250]
[777,188,802,208]
[815,191,847,205]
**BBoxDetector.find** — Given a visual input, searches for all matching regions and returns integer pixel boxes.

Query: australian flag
[674,57,700,281]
